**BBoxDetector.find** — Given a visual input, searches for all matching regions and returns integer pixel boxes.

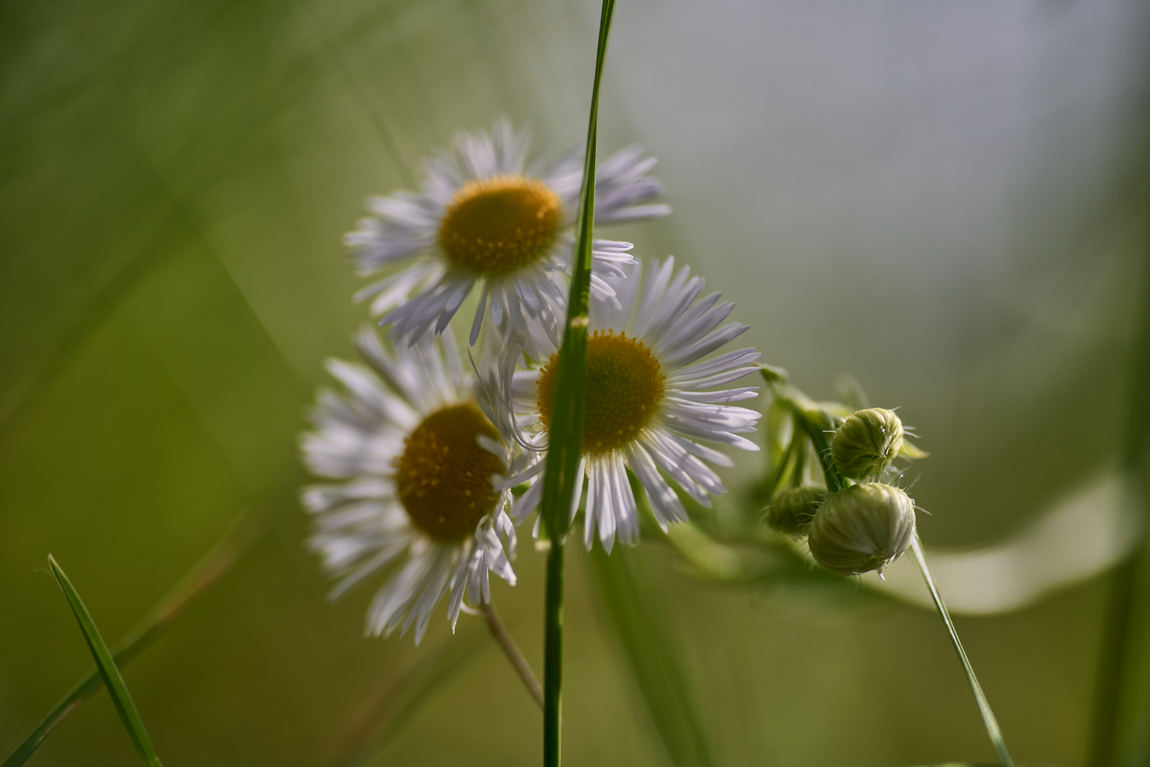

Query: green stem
[770,384,845,492]
[910,539,1015,766]
[543,542,565,767]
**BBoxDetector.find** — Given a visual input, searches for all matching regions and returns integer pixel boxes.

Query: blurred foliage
[2,0,1149,765]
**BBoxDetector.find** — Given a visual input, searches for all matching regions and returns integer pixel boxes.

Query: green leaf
[899,439,931,460]
[757,363,788,385]
[46,556,163,767]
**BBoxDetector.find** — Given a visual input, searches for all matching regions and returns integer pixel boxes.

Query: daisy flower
[300,328,517,643]
[497,256,763,551]
[345,119,668,344]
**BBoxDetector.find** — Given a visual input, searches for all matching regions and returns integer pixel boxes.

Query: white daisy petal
[492,256,760,550]
[300,329,518,644]
[346,121,667,345]
[625,442,687,530]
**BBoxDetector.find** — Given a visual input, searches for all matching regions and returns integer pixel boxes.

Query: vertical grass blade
[331,628,486,767]
[537,0,616,543]
[590,546,716,767]
[1091,231,1150,767]
[46,555,163,767]
[538,2,616,766]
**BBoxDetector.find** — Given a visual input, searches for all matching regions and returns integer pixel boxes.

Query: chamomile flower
[300,328,517,643]
[345,119,668,345]
[498,256,762,551]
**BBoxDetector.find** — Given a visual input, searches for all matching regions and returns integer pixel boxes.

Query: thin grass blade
[909,540,1014,766]
[537,0,616,543]
[538,3,617,766]
[46,555,163,766]
[5,513,253,767]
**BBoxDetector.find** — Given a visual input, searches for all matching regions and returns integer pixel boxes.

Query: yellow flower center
[393,403,504,541]
[536,331,665,456]
[438,175,562,276]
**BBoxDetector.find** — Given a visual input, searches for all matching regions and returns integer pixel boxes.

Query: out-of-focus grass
[2,0,1148,765]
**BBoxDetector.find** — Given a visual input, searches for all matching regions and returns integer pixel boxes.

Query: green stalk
[774,379,1014,765]
[542,541,566,765]
[536,2,617,764]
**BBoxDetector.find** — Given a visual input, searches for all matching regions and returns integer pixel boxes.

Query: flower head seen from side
[501,256,763,551]
[300,328,517,643]
[345,119,668,345]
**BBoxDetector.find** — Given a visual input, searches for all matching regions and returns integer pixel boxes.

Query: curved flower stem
[910,538,1014,766]
[481,603,543,708]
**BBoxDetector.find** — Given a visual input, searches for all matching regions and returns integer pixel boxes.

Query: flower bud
[807,483,915,576]
[764,486,825,536]
[830,408,904,479]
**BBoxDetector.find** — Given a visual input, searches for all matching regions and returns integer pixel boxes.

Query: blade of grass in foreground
[5,514,253,767]
[46,556,163,767]
[332,627,486,767]
[591,546,716,767]
[537,1,616,766]
[1090,232,1150,767]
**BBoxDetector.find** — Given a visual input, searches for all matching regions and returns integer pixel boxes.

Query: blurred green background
[2,0,1148,765]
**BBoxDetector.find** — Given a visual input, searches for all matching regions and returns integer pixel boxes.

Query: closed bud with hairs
[764,486,825,536]
[831,407,904,479]
[807,483,915,576]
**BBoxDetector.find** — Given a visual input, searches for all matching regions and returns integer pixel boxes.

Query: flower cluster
[762,405,921,578]
[301,122,762,641]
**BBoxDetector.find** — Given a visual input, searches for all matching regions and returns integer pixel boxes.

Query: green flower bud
[807,483,916,576]
[764,486,825,536]
[763,489,828,538]
[830,407,904,479]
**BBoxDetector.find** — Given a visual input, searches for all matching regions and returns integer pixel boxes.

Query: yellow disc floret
[537,331,665,456]
[394,402,504,541]
[438,175,562,276]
